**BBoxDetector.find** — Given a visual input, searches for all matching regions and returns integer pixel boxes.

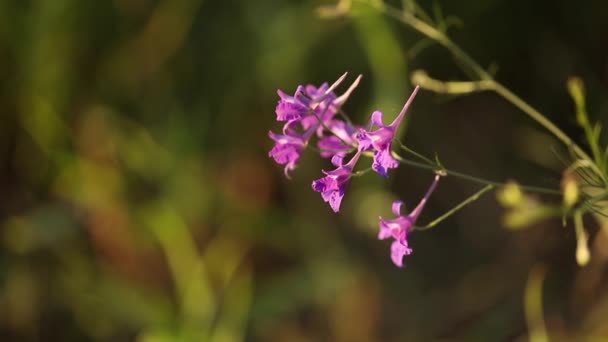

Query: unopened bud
[574,211,590,266]
[562,172,579,208]
[567,77,585,105]
[576,235,590,266]
[497,181,523,208]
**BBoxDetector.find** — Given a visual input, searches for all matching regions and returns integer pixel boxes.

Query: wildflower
[312,149,363,212]
[268,128,309,178]
[379,174,441,267]
[357,86,420,177]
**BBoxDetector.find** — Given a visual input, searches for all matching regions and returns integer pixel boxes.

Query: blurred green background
[1,0,608,340]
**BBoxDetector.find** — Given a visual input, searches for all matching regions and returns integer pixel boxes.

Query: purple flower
[379,174,441,267]
[312,149,363,212]
[357,86,420,177]
[270,73,362,177]
[268,130,306,178]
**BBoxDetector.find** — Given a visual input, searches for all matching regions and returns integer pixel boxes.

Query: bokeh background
[1,0,608,340]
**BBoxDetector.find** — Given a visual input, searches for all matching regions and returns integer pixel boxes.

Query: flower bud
[576,237,590,266]
[497,181,523,208]
[561,171,579,208]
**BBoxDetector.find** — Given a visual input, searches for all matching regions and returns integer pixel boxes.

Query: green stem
[391,152,561,195]
[585,192,608,205]
[417,184,494,230]
[492,83,596,168]
[396,140,435,165]
[360,0,491,80]
[354,0,596,170]
[352,167,372,177]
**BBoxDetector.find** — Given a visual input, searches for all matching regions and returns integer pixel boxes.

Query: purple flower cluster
[268,73,441,267]
[268,73,361,177]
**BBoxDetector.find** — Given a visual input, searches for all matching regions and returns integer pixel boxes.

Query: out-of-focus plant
[1,1,254,339]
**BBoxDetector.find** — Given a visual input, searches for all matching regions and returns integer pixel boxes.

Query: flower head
[312,149,363,212]
[379,174,441,267]
[357,86,420,177]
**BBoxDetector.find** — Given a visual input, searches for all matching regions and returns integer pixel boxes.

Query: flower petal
[372,147,399,177]
[275,100,308,121]
[327,189,345,213]
[371,111,385,128]
[390,240,412,268]
[378,218,392,240]
[392,201,403,216]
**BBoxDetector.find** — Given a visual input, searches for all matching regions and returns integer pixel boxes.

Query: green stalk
[354,0,596,169]
[391,152,561,195]
[417,184,494,230]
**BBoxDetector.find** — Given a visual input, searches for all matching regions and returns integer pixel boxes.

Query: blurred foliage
[1,0,608,341]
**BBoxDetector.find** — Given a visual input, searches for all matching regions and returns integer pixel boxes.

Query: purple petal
[331,153,345,167]
[312,149,362,213]
[372,147,399,177]
[378,218,392,240]
[268,143,299,164]
[379,217,411,241]
[324,120,356,141]
[268,131,306,177]
[357,125,394,155]
[356,129,373,151]
[312,177,330,193]
[392,201,403,216]
[305,84,323,98]
[371,111,385,128]
[275,101,308,121]
[312,175,346,213]
[390,240,412,268]
[277,89,290,100]
[327,189,345,213]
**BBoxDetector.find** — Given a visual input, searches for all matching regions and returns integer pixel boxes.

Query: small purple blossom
[268,130,308,178]
[357,86,420,177]
[379,174,441,267]
[312,149,363,213]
